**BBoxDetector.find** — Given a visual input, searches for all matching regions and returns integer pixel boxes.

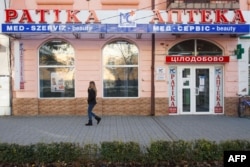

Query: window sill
[36,0,74,5]
[101,0,139,5]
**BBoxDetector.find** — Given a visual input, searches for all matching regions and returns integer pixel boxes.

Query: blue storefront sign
[1,24,107,33]
[149,24,250,34]
[2,23,250,34]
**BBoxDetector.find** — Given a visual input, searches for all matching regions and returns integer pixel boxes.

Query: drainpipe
[8,36,12,115]
[6,0,13,115]
[150,0,155,116]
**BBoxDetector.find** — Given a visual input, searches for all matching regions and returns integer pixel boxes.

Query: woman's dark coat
[88,88,97,105]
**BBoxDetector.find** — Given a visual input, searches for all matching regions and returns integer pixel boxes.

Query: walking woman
[85,81,101,126]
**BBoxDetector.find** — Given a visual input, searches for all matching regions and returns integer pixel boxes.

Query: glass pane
[183,89,190,112]
[248,47,250,64]
[183,80,189,86]
[168,40,194,55]
[196,69,209,112]
[182,68,190,78]
[40,67,75,98]
[168,39,222,56]
[39,40,75,66]
[249,66,250,95]
[197,40,222,56]
[103,67,138,97]
[103,41,138,66]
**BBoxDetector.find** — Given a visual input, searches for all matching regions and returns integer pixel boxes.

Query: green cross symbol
[235,44,244,59]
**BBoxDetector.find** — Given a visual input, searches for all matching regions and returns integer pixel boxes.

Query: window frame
[38,39,75,98]
[102,40,139,98]
[168,39,223,56]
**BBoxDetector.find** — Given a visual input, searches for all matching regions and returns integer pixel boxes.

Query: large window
[39,40,75,98]
[103,40,139,97]
[168,39,223,56]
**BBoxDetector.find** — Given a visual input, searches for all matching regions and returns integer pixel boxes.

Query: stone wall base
[224,97,250,116]
[12,98,169,116]
[12,97,245,116]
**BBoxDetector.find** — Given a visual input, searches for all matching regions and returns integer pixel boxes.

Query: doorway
[178,66,213,114]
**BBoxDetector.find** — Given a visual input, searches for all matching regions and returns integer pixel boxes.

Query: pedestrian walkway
[0,115,249,146]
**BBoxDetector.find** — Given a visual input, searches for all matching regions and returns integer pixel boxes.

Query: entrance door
[178,66,212,114]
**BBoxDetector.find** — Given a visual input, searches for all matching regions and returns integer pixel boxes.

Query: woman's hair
[89,81,97,96]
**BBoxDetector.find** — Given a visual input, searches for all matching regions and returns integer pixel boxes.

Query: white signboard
[156,67,166,81]
[51,72,65,92]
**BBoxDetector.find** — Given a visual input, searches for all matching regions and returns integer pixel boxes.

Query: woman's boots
[95,116,101,124]
[85,116,101,126]
[85,120,92,126]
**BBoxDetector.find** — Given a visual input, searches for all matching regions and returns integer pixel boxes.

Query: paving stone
[0,115,249,146]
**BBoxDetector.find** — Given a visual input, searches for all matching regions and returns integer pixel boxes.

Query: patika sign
[214,67,223,113]
[1,9,250,34]
[168,67,177,113]
[4,9,246,24]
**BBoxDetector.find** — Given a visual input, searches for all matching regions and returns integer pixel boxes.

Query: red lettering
[171,102,176,107]
[19,10,34,23]
[150,9,165,24]
[171,80,175,87]
[36,9,50,23]
[231,10,246,24]
[200,10,212,24]
[85,10,101,24]
[5,9,18,23]
[216,101,221,106]
[166,10,183,24]
[171,96,175,101]
[53,10,61,23]
[174,10,183,24]
[166,10,173,24]
[216,95,220,101]
[171,74,175,79]
[4,9,247,26]
[216,76,220,86]
[214,10,229,24]
[186,10,198,24]
[66,10,81,23]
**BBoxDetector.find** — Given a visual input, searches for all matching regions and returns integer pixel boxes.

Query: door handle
[196,87,199,96]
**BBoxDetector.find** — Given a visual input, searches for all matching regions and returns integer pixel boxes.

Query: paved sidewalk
[0,115,250,146]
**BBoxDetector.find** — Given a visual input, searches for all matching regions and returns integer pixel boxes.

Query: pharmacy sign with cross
[235,44,244,59]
